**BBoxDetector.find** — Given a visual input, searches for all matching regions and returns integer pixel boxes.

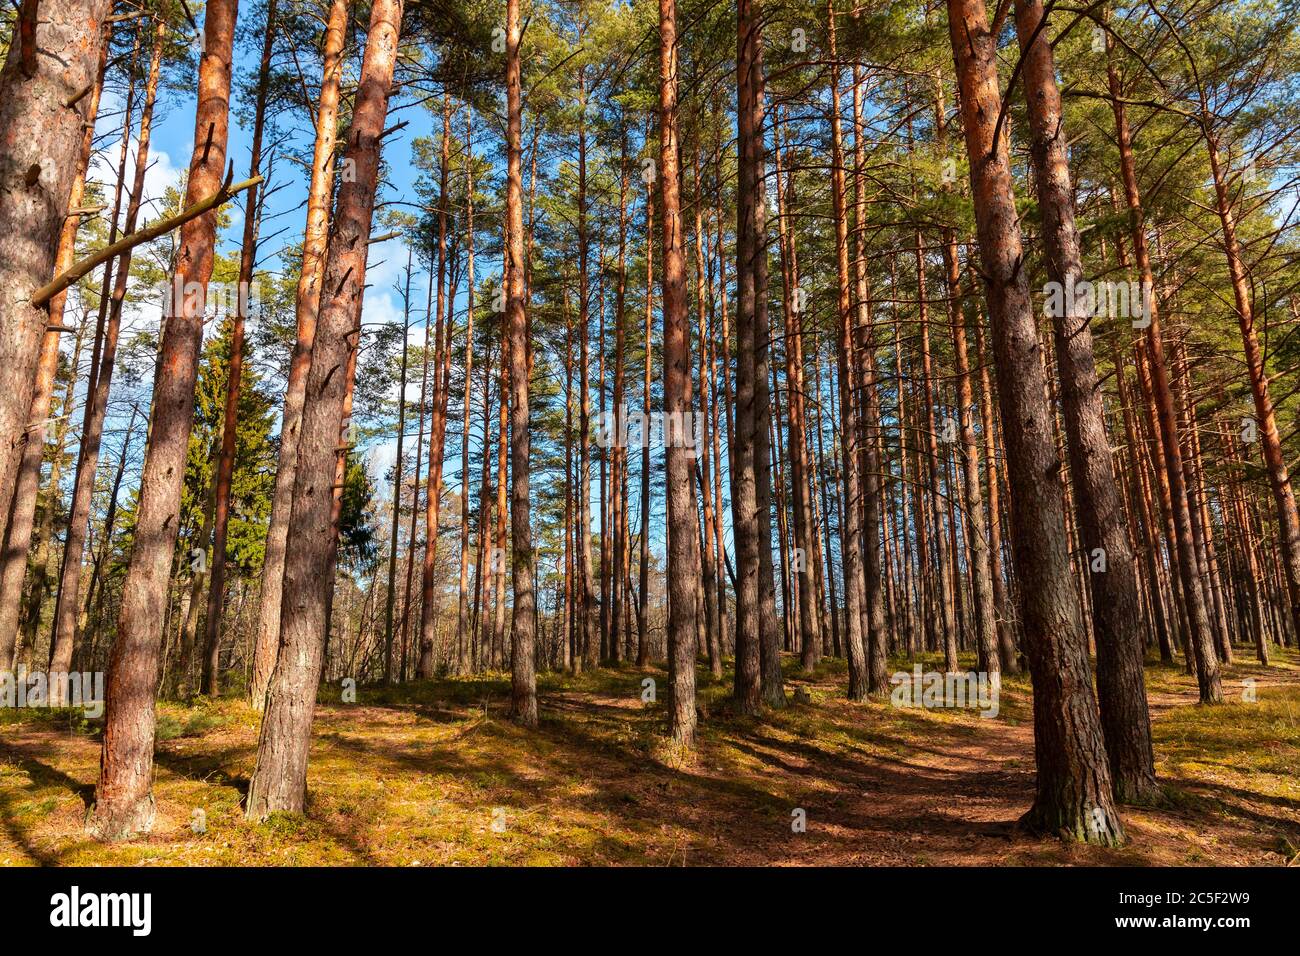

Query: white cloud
[88,135,182,226]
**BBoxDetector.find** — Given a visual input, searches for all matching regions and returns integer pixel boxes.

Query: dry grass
[2,647,1297,866]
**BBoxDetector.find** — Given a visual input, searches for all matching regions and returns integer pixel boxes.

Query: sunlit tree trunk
[1014,0,1156,802]
[505,0,537,725]
[946,0,1124,844]
[89,0,241,840]
[0,0,113,548]
[244,0,404,818]
[0,32,108,668]
[16,315,88,667]
[49,29,146,693]
[773,119,821,672]
[251,0,348,707]
[1105,27,1221,703]
[658,0,699,745]
[202,0,276,696]
[1202,120,1300,650]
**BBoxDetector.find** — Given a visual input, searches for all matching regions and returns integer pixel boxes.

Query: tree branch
[31,170,262,309]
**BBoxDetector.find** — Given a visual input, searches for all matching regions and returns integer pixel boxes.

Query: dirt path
[642,658,1300,865]
[1,654,1297,866]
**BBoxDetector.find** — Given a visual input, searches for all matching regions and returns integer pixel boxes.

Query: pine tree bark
[417,97,455,680]
[826,2,870,700]
[637,185,654,668]
[385,252,414,682]
[0,32,108,669]
[730,0,769,712]
[88,0,241,840]
[693,147,723,677]
[915,229,959,672]
[1014,0,1157,802]
[946,0,1124,844]
[48,29,148,692]
[1105,28,1221,703]
[658,0,699,746]
[773,120,821,672]
[1201,120,1300,649]
[573,74,599,671]
[851,66,890,692]
[611,135,629,666]
[747,25,784,709]
[251,0,349,708]
[402,292,433,681]
[0,0,113,549]
[202,0,276,697]
[1114,333,1175,664]
[455,111,477,676]
[16,316,88,667]
[244,0,403,819]
[504,0,537,725]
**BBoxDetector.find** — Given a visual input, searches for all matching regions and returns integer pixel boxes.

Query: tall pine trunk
[1014,0,1157,803]
[202,0,276,696]
[0,30,108,669]
[250,0,349,707]
[946,0,1124,845]
[505,0,538,726]
[1201,112,1300,649]
[0,0,113,547]
[49,30,149,691]
[88,0,241,840]
[1105,27,1221,704]
[659,0,700,747]
[826,2,871,699]
[245,0,404,818]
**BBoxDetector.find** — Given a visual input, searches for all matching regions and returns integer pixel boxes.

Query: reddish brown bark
[251,0,349,707]
[1106,30,1221,703]
[658,0,699,746]
[89,0,240,840]
[417,97,455,680]
[1014,0,1157,803]
[0,0,113,551]
[505,0,537,726]
[455,110,477,675]
[946,0,1123,844]
[48,31,145,690]
[15,317,88,668]
[202,0,276,697]
[773,118,821,672]
[1202,123,1300,649]
[0,31,108,668]
[245,0,404,818]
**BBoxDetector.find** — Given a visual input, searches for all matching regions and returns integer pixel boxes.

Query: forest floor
[2,646,1298,866]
